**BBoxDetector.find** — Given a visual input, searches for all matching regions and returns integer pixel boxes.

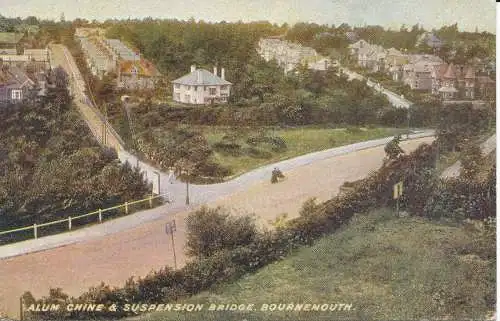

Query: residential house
[257,38,318,73]
[348,39,370,56]
[172,65,231,105]
[401,55,443,91]
[345,31,359,43]
[0,65,35,103]
[357,44,386,72]
[117,59,161,90]
[385,48,408,80]
[78,37,115,78]
[431,63,495,101]
[348,40,388,72]
[416,32,443,50]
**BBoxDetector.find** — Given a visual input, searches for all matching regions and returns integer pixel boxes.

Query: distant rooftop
[173,68,231,86]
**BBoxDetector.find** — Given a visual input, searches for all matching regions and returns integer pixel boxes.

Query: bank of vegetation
[0,68,151,244]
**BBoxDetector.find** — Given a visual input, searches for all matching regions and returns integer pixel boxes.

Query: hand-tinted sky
[2,0,495,32]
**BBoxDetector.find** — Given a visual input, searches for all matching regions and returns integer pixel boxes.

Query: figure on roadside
[271,167,285,183]
[384,134,405,161]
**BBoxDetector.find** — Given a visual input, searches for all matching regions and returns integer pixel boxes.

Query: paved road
[0,130,434,261]
[441,133,496,179]
[339,67,412,108]
[0,136,434,319]
[49,44,125,151]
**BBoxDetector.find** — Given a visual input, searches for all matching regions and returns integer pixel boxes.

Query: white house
[172,65,232,105]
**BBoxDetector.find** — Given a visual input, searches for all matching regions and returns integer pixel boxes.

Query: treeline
[0,68,151,243]
[105,19,285,81]
[23,117,496,320]
[286,22,495,65]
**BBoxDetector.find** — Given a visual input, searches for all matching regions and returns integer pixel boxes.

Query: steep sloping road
[441,133,496,178]
[339,67,412,108]
[0,137,433,318]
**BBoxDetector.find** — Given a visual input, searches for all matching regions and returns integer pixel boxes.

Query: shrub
[346,126,362,134]
[243,147,273,159]
[185,206,258,258]
[299,197,320,218]
[213,141,242,156]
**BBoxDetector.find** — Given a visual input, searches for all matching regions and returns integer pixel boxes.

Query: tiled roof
[464,66,475,79]
[119,60,160,77]
[0,66,34,88]
[173,69,231,86]
[443,63,457,79]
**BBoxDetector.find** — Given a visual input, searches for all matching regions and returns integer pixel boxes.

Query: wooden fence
[0,194,167,243]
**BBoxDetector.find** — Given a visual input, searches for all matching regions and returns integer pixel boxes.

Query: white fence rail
[0,193,168,243]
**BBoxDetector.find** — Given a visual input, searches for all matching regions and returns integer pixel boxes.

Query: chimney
[221,67,225,80]
[190,65,196,73]
[213,66,217,76]
[197,69,202,83]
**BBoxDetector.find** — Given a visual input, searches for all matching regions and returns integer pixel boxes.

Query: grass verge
[133,208,495,321]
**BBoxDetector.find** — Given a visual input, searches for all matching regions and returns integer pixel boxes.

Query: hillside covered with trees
[0,67,151,243]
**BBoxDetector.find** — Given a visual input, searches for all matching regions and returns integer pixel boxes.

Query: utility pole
[165,220,177,269]
[19,296,24,321]
[185,170,190,205]
[407,103,412,139]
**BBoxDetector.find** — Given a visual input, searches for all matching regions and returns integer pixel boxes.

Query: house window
[175,93,180,101]
[184,94,190,102]
[11,90,22,100]
[194,86,198,91]
[221,85,228,90]
[174,84,180,89]
[209,88,217,95]
[186,85,191,90]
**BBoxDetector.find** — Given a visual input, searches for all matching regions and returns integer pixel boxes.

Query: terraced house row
[257,36,334,73]
[75,28,161,90]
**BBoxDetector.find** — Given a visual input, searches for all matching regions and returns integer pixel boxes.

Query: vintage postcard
[0,1,496,320]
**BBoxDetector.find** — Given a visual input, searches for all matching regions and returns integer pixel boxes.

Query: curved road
[0,136,434,318]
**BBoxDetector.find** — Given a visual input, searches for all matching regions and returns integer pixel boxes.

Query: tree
[384,135,405,160]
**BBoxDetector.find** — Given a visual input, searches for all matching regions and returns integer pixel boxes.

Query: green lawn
[133,209,494,321]
[202,126,405,177]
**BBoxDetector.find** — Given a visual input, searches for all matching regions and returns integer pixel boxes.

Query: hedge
[24,141,495,320]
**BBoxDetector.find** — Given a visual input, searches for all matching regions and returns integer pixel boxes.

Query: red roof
[443,63,456,79]
[464,66,475,79]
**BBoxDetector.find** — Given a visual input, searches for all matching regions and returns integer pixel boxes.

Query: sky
[1,0,496,33]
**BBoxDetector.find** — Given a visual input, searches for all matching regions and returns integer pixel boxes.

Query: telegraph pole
[165,220,177,269]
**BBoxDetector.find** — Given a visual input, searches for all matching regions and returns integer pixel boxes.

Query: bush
[213,141,242,156]
[185,206,258,258]
[243,147,273,159]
